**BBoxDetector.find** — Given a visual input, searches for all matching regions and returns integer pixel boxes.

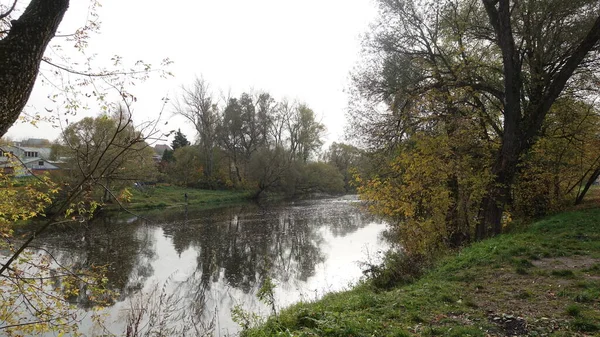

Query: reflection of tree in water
[291,200,378,238]
[30,198,377,327]
[35,212,157,309]
[162,199,372,297]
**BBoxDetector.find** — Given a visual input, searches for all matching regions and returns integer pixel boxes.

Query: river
[31,196,388,336]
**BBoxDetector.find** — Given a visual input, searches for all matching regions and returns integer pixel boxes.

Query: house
[1,145,51,160]
[0,144,59,176]
[154,144,171,156]
[153,144,172,162]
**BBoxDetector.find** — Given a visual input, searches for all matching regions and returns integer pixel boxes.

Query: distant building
[153,144,172,162]
[1,145,51,160]
[154,144,172,156]
[0,144,59,176]
[22,158,60,172]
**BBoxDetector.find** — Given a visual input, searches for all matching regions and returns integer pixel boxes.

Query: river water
[33,196,388,336]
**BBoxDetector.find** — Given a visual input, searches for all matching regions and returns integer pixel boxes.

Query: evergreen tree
[161,149,174,163]
[171,129,191,150]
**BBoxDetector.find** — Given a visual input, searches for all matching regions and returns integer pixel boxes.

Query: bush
[363,250,430,289]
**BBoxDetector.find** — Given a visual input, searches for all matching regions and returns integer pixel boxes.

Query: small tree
[171,129,191,150]
[167,145,203,186]
[60,107,158,204]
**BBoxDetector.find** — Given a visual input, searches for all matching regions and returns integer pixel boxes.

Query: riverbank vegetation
[115,184,253,210]
[245,205,600,336]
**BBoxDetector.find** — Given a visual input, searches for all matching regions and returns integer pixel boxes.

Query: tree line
[41,79,366,207]
[159,77,363,197]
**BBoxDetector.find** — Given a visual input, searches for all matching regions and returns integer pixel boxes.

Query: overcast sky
[5,0,377,146]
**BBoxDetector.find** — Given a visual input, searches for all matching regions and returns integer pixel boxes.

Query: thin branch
[42,59,159,78]
[0,0,18,21]
[0,319,54,330]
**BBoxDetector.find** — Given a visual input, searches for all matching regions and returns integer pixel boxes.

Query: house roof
[0,157,59,170]
[19,147,51,158]
[1,145,51,159]
[154,144,172,155]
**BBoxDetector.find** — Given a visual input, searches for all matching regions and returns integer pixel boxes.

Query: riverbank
[105,185,253,210]
[245,207,600,336]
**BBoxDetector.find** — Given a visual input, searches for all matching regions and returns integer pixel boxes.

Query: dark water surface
[36,196,388,336]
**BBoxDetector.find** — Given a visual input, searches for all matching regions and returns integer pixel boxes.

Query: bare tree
[174,77,219,179]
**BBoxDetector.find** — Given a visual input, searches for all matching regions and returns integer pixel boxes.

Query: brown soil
[446,257,600,336]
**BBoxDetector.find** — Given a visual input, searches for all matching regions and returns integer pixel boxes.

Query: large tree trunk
[0,0,69,137]
[477,128,524,239]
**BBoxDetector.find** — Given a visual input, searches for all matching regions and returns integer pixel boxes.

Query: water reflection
[37,197,387,335]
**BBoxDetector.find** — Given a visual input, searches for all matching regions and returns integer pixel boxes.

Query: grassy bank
[246,208,600,336]
[106,185,253,210]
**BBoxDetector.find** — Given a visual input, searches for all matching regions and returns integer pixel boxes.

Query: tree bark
[0,0,69,137]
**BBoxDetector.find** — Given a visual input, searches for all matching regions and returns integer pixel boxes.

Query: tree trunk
[0,0,69,136]
[445,174,470,247]
[575,167,600,205]
[203,143,214,184]
[477,130,523,239]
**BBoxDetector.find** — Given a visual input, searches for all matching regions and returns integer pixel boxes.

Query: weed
[440,293,455,303]
[572,318,599,332]
[551,269,575,278]
[257,276,277,315]
[409,313,425,323]
[573,291,594,303]
[513,258,533,268]
[231,304,263,331]
[515,266,529,275]
[391,330,411,337]
[364,251,430,289]
[516,290,532,299]
[565,304,581,317]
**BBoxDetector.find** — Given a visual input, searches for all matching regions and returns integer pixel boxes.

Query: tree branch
[0,0,18,21]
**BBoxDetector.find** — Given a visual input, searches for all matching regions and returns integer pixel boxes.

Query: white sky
[5,0,377,147]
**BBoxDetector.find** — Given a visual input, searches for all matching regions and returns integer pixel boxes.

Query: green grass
[243,208,600,336]
[105,184,253,210]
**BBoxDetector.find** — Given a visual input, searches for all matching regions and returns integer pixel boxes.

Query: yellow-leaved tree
[0,165,112,336]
